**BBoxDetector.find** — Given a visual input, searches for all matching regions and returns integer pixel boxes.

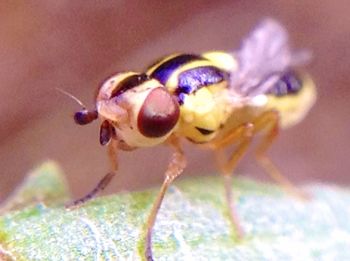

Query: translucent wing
[229,18,310,98]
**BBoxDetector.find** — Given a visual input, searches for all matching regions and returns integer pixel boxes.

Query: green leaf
[0,161,70,214]
[0,161,349,260]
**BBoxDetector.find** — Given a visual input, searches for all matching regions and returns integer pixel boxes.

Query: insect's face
[96,72,180,148]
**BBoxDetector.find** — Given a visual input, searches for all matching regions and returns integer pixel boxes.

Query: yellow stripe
[202,51,238,72]
[146,53,180,75]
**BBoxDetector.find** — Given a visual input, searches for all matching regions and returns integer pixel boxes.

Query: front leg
[144,136,186,261]
[66,138,118,208]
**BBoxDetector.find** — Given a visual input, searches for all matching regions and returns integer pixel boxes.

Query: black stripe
[110,73,149,98]
[150,54,204,85]
[175,66,228,104]
[195,127,214,135]
[268,71,303,97]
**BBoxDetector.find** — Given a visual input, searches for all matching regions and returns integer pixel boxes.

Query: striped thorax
[146,52,237,143]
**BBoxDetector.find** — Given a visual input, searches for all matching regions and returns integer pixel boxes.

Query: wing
[229,18,311,99]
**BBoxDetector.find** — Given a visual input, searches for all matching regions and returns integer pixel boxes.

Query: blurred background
[0,1,349,200]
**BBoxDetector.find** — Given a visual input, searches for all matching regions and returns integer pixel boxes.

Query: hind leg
[253,110,309,200]
[211,123,254,239]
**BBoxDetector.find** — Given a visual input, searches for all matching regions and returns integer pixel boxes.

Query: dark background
[1,1,349,199]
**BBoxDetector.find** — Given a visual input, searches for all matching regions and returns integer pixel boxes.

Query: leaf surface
[0,162,349,260]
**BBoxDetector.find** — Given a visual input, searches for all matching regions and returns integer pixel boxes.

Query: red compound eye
[138,87,179,138]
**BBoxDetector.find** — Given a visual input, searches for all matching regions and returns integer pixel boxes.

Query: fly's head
[94,72,180,149]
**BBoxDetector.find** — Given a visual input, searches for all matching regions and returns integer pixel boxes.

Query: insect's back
[219,70,316,137]
[146,52,237,143]
[201,50,316,136]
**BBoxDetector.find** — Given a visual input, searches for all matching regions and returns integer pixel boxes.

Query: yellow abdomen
[265,73,316,128]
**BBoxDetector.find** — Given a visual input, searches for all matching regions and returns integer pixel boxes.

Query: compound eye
[138,87,180,138]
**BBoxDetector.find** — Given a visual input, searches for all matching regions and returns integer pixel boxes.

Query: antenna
[55,87,87,109]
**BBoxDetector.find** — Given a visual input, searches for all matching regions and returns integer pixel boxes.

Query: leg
[212,123,254,239]
[67,139,118,207]
[253,110,308,200]
[144,137,186,261]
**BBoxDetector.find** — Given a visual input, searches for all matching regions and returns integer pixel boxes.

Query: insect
[68,19,316,260]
